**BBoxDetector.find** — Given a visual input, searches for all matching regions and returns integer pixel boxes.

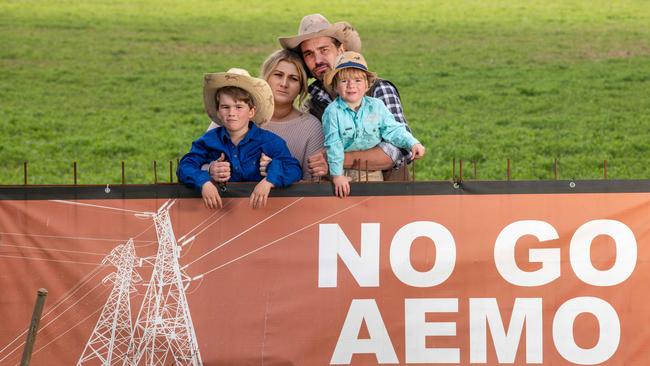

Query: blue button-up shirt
[322,96,419,176]
[178,122,302,191]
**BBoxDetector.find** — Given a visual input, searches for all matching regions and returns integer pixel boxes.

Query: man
[279,13,412,181]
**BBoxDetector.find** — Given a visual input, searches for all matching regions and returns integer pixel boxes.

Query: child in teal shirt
[322,51,425,197]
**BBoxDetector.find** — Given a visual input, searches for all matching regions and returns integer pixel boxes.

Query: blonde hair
[260,49,309,108]
[332,68,377,91]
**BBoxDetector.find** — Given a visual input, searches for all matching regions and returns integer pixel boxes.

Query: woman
[259,49,325,181]
[209,50,326,182]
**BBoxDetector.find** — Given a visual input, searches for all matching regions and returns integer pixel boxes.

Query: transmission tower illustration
[77,239,142,365]
[127,200,203,365]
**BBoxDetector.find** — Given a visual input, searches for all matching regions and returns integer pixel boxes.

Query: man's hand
[201,181,222,209]
[307,150,328,179]
[411,143,426,160]
[250,178,274,209]
[259,153,272,177]
[332,175,350,198]
[209,153,231,182]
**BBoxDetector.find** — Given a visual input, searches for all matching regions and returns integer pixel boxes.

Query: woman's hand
[250,178,274,209]
[332,175,350,198]
[308,150,329,178]
[209,153,231,182]
[259,153,272,177]
[411,144,426,160]
[201,181,222,209]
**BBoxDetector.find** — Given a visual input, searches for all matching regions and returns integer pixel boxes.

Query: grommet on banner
[105,184,111,194]
[569,181,576,188]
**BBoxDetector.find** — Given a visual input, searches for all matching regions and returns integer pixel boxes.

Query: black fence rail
[3,179,650,201]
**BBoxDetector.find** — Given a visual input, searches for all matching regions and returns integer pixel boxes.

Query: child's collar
[336,95,367,112]
[218,121,258,144]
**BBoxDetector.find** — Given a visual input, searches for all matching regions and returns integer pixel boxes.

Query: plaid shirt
[308,79,412,168]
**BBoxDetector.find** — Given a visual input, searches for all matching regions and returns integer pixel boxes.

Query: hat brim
[323,64,376,91]
[203,73,274,126]
[278,21,361,53]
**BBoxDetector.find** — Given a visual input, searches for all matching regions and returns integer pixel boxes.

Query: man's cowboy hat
[278,14,361,52]
[323,51,377,89]
[203,68,274,126]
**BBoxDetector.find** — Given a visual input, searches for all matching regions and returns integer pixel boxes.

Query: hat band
[335,61,368,71]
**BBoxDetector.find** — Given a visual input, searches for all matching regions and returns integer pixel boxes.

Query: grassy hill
[1,0,649,184]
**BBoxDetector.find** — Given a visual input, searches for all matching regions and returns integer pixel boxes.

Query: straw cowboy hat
[278,13,361,52]
[323,51,377,89]
[203,68,274,125]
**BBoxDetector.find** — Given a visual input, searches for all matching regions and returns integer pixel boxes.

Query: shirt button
[234,154,238,158]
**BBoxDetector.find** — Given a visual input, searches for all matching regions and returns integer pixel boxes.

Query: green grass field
[1,0,649,184]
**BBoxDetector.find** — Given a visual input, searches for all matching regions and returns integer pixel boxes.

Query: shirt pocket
[361,113,381,140]
[361,123,379,139]
[242,147,263,167]
[341,126,356,140]
[339,118,356,140]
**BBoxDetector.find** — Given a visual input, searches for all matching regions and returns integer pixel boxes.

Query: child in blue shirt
[322,52,426,197]
[178,68,301,209]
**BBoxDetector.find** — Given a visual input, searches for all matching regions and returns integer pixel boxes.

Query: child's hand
[250,178,274,209]
[332,175,350,198]
[201,181,222,209]
[411,143,426,160]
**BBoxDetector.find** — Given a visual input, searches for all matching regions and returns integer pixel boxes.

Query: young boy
[322,52,426,197]
[178,68,302,209]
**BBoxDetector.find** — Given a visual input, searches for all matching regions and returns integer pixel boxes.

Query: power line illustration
[127,200,203,365]
[4,197,329,365]
[77,239,141,365]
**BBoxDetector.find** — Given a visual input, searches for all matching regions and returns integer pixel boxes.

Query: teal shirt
[322,96,419,176]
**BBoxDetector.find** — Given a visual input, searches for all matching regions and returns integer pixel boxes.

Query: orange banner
[0,191,648,365]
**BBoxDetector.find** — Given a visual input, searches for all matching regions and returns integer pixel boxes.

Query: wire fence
[3,157,615,187]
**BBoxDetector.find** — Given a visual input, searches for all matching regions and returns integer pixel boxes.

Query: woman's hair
[260,49,309,108]
[215,86,255,109]
[332,68,377,90]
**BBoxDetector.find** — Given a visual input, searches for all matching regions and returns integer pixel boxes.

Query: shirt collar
[216,121,259,145]
[334,96,368,113]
